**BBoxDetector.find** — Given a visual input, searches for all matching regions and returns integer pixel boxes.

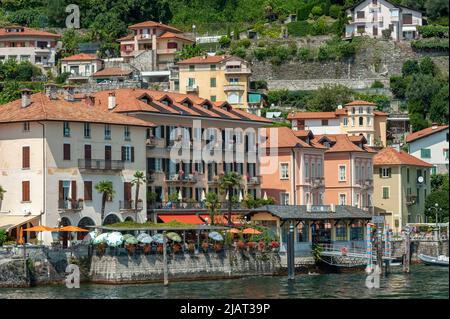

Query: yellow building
[373,147,432,234]
[176,55,252,111]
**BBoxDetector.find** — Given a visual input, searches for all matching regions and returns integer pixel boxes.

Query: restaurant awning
[199,214,243,225]
[159,215,205,225]
[0,215,40,232]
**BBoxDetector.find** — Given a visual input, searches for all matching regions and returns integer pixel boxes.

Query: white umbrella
[238,190,243,202]
[263,192,268,201]
[225,191,229,200]
[178,189,183,201]
[201,190,206,202]
[106,232,123,247]
[161,192,165,202]
[93,233,108,245]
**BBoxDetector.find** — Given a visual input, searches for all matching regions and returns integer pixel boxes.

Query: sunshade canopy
[159,215,204,225]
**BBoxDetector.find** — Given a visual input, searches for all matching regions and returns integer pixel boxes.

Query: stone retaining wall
[89,250,281,284]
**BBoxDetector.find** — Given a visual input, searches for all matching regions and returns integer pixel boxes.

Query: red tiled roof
[262,127,313,149]
[405,125,449,143]
[93,68,132,77]
[0,93,155,127]
[177,55,230,65]
[90,89,272,123]
[118,34,134,41]
[0,26,60,38]
[62,53,100,61]
[158,31,193,42]
[374,111,388,116]
[128,21,182,33]
[374,147,433,167]
[313,134,371,153]
[287,112,337,120]
[345,100,377,107]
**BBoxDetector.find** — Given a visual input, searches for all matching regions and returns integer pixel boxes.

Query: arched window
[77,217,95,240]
[103,214,121,225]
[124,216,134,222]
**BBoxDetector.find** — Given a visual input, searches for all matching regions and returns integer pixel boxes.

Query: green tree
[390,75,410,99]
[402,59,420,77]
[219,172,242,226]
[0,229,7,246]
[95,181,115,224]
[306,84,353,111]
[131,170,146,222]
[406,74,442,113]
[425,0,449,20]
[0,185,5,200]
[429,85,449,124]
[419,56,438,76]
[205,192,221,225]
[176,44,205,60]
[425,174,449,223]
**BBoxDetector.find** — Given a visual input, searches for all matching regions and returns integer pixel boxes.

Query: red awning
[159,215,204,225]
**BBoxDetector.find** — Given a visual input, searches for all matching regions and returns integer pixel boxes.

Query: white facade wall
[304,119,341,135]
[408,128,449,174]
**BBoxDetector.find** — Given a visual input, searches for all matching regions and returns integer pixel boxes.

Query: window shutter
[388,168,391,178]
[71,181,77,200]
[22,146,30,169]
[131,147,135,162]
[148,158,155,170]
[121,146,126,162]
[160,126,165,138]
[84,181,92,201]
[379,168,382,178]
[22,181,30,202]
[59,181,64,200]
[63,144,71,160]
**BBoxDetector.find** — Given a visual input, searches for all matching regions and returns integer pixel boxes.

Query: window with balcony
[84,181,92,201]
[280,163,289,179]
[121,146,134,162]
[339,193,346,205]
[229,77,239,84]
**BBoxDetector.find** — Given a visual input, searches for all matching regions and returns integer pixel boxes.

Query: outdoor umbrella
[243,228,262,235]
[201,190,206,202]
[106,232,123,247]
[58,226,88,232]
[238,191,243,203]
[93,233,109,245]
[178,189,183,201]
[152,233,164,244]
[137,233,153,244]
[208,231,224,241]
[125,235,138,245]
[166,232,182,242]
[227,228,240,234]
[225,191,229,201]
[84,231,98,243]
[122,234,134,242]
[24,225,57,232]
[263,192,268,201]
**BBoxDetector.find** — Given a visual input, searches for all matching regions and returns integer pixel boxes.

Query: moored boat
[418,254,449,267]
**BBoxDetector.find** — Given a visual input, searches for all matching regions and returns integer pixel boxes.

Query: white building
[61,54,104,83]
[0,25,60,70]
[345,0,423,41]
[406,124,449,174]
[0,86,153,245]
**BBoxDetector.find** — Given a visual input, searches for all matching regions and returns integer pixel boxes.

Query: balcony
[165,174,198,184]
[406,195,417,206]
[145,136,160,148]
[312,177,325,188]
[68,72,92,79]
[246,176,260,185]
[58,200,83,212]
[119,200,143,211]
[363,179,374,189]
[157,48,177,55]
[223,84,245,92]
[78,159,124,171]
[208,176,220,185]
[186,85,199,93]
[224,67,251,75]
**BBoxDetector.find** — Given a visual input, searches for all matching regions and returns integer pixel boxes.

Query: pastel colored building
[176,55,254,112]
[406,124,449,174]
[373,147,432,233]
[288,100,387,147]
[312,134,376,212]
[0,25,60,70]
[260,127,326,206]
[345,0,423,41]
[61,53,104,83]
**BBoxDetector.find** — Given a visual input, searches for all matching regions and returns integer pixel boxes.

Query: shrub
[238,38,251,48]
[298,47,311,61]
[275,46,290,61]
[390,76,409,99]
[317,46,330,61]
[287,42,298,57]
[312,16,328,35]
[230,46,247,59]
[371,80,384,88]
[329,4,342,19]
[310,5,323,18]
[0,229,7,246]
[381,28,392,40]
[411,38,449,51]
[253,48,268,61]
[417,25,449,38]
[297,3,315,21]
[218,35,231,48]
[287,21,313,37]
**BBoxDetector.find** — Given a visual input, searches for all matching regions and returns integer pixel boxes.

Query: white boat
[418,254,449,267]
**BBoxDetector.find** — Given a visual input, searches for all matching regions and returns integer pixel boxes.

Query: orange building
[312,134,377,212]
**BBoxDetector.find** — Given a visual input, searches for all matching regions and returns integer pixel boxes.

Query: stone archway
[103,214,121,225]
[77,217,95,240]
[124,216,134,222]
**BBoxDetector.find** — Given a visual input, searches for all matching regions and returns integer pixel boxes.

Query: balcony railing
[119,200,143,211]
[165,174,198,183]
[224,67,251,75]
[186,85,199,93]
[312,177,325,188]
[68,72,92,78]
[145,137,158,148]
[223,84,245,92]
[247,176,261,185]
[58,200,83,211]
[78,159,124,171]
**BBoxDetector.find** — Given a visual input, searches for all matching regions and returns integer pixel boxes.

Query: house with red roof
[288,100,388,147]
[61,54,104,83]
[0,25,60,71]
[406,124,449,174]
[373,147,432,232]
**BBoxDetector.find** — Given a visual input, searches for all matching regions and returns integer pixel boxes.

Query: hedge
[287,21,313,37]
[411,38,449,51]
[417,25,449,38]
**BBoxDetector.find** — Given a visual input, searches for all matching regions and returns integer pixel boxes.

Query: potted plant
[236,240,246,251]
[172,242,182,254]
[126,244,136,255]
[156,243,164,254]
[143,243,152,254]
[257,240,266,252]
[214,242,223,252]
[247,241,256,252]
[187,241,195,253]
[97,242,106,255]
[201,241,209,252]
[168,192,178,208]
[270,241,280,252]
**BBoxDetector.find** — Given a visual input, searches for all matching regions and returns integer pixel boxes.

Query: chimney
[44,83,57,100]
[431,122,438,129]
[108,92,116,110]
[85,94,96,107]
[21,89,33,108]
[63,85,74,102]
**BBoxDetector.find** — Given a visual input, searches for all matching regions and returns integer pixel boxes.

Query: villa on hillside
[345,0,423,41]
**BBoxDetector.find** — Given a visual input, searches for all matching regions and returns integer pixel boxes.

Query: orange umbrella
[242,228,262,235]
[58,226,89,232]
[227,228,241,234]
[24,225,57,232]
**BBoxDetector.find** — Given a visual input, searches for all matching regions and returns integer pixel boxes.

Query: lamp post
[428,203,442,240]
[192,24,197,44]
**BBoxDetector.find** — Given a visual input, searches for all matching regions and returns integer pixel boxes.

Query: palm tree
[95,181,114,225]
[131,170,146,222]
[0,185,5,201]
[219,172,242,226]
[205,192,221,225]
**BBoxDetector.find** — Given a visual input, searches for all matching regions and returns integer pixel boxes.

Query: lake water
[0,265,448,299]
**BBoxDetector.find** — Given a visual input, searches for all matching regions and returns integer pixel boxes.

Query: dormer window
[324,142,330,148]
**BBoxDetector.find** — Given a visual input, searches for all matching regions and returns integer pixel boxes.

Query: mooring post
[376,227,383,275]
[403,228,411,273]
[163,231,168,286]
[287,221,295,280]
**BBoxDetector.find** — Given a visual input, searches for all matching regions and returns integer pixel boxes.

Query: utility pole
[287,221,295,280]
[163,231,168,286]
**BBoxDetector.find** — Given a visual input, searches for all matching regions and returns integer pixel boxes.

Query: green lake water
[0,265,448,299]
